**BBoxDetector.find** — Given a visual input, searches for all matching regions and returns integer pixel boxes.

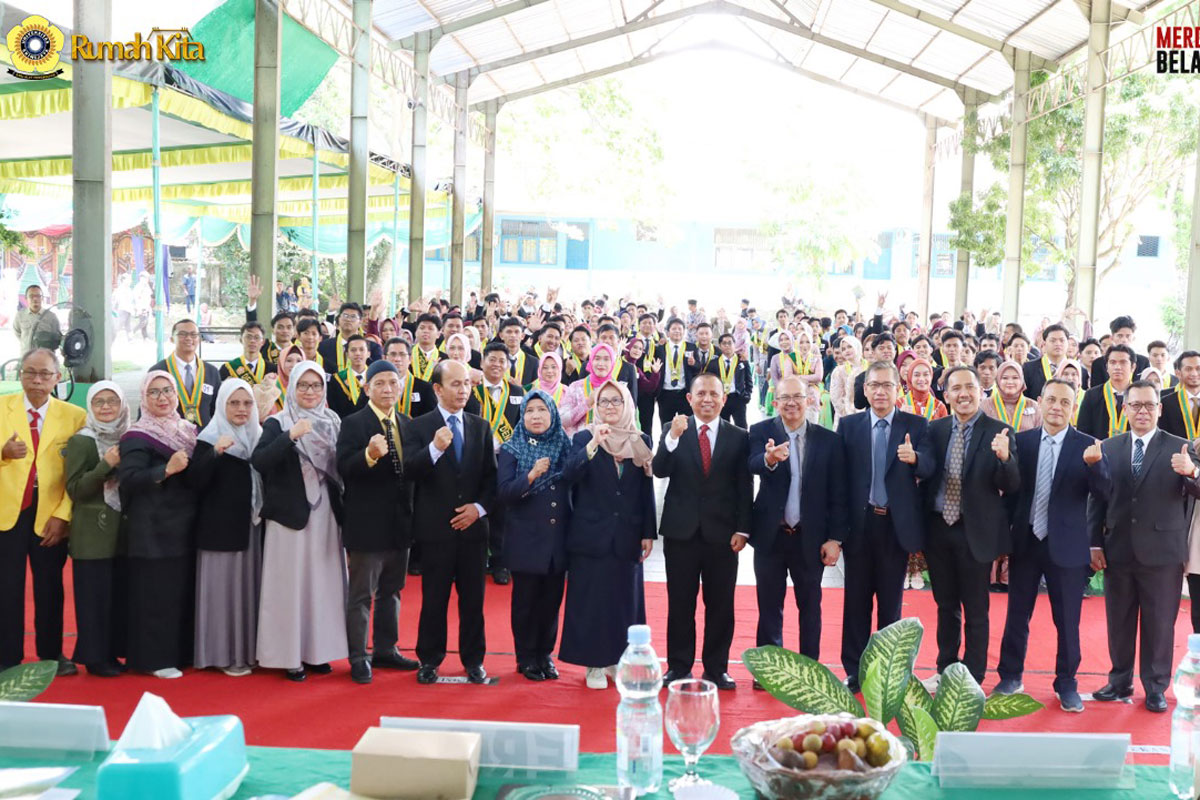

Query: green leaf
[859,617,923,724]
[896,674,935,747]
[982,692,1045,720]
[930,663,986,732]
[742,646,865,717]
[862,660,885,721]
[911,706,939,762]
[0,661,56,702]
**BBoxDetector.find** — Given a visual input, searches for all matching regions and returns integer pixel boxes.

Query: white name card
[932,732,1130,789]
[379,717,578,771]
[0,701,109,756]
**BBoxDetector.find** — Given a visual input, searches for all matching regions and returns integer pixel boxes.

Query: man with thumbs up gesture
[1088,379,1200,713]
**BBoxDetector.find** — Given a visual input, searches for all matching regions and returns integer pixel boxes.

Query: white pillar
[450,71,469,308]
[954,90,977,320]
[1002,49,1030,324]
[408,30,431,305]
[1184,128,1200,352]
[1074,0,1111,318]
[916,115,936,324]
[250,0,281,322]
[347,0,371,303]
[481,101,498,294]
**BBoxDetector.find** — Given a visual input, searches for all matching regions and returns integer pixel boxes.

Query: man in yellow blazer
[0,349,85,675]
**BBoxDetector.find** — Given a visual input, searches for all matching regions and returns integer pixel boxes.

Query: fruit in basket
[800,751,819,770]
[837,747,868,772]
[800,733,822,753]
[775,736,794,751]
[764,716,894,775]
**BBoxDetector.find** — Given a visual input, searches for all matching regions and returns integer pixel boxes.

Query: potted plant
[0,661,57,702]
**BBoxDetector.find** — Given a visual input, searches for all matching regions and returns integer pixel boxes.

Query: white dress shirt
[429,404,487,518]
[23,396,49,435]
[1131,428,1157,467]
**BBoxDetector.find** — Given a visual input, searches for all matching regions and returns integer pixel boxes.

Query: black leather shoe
[703,672,736,690]
[1092,684,1133,702]
[416,665,439,684]
[492,568,511,585]
[844,675,861,694]
[55,657,78,677]
[1146,692,1169,712]
[466,665,488,684]
[286,668,307,682]
[86,662,121,678]
[662,669,693,684]
[538,658,560,680]
[303,662,333,675]
[351,660,373,684]
[519,664,545,681]
[372,651,420,671]
[753,680,764,691]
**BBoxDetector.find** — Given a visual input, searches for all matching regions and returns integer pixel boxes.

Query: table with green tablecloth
[0,748,1175,799]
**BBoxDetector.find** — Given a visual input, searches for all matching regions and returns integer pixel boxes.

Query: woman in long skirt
[191,379,263,676]
[559,379,656,689]
[251,361,348,681]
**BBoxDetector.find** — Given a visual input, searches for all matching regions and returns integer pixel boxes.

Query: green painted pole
[152,86,164,361]
[391,170,400,316]
[311,147,320,303]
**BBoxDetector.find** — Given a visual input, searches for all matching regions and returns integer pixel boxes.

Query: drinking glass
[665,678,720,791]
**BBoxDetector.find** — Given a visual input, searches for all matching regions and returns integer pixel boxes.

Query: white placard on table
[932,732,1131,789]
[379,717,578,771]
[0,702,109,756]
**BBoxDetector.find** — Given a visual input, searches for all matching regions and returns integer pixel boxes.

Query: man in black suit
[656,318,697,424]
[1023,324,1071,400]
[686,322,718,384]
[853,334,897,411]
[709,333,752,428]
[336,361,418,684]
[410,313,443,384]
[497,317,538,386]
[401,360,497,685]
[653,373,752,689]
[910,366,1020,684]
[995,379,1111,712]
[1159,350,1200,441]
[318,302,381,374]
[219,322,275,386]
[1089,380,1200,712]
[748,376,847,664]
[1089,315,1150,387]
[383,338,436,419]
[328,335,371,418]
[838,362,928,692]
[1077,344,1137,441]
[150,319,221,426]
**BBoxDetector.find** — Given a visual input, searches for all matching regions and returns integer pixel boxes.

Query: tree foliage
[0,209,32,258]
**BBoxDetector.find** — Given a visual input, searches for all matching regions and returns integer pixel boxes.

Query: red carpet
[24,564,1186,761]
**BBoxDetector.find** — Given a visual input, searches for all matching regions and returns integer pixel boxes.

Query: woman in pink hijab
[559,343,618,436]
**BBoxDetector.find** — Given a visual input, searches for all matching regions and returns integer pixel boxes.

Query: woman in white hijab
[191,379,264,677]
[65,381,129,677]
[251,362,349,681]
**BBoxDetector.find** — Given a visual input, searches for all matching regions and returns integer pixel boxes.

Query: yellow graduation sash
[718,357,738,393]
[1103,381,1129,438]
[1177,389,1199,441]
[166,354,204,424]
[695,349,713,371]
[476,383,514,442]
[395,374,414,417]
[992,392,1028,428]
[1041,356,1055,381]
[335,334,347,372]
[265,340,281,363]
[785,352,815,376]
[413,348,437,381]
[228,356,266,385]
[334,370,362,406]
[508,350,528,383]
[666,343,685,384]
[274,376,286,412]
[906,392,937,421]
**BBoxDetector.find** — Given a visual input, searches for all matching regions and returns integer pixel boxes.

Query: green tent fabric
[278,209,484,257]
[174,0,339,118]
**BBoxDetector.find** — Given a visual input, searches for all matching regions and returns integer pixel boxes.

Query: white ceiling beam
[390,0,553,49]
[1074,0,1145,25]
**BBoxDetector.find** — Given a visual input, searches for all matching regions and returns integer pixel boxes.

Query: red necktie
[699,423,711,477]
[21,410,39,510]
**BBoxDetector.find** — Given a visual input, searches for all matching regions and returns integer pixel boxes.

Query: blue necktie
[1132,437,1144,478]
[448,414,464,462]
[870,418,889,508]
[1032,435,1055,540]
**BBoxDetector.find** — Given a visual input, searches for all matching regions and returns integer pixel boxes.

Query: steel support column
[916,115,936,324]
[954,90,977,319]
[450,72,470,308]
[408,30,431,305]
[250,0,282,323]
[311,148,320,302]
[152,89,165,360]
[1074,0,1111,319]
[347,0,371,303]
[72,0,112,381]
[1002,49,1031,323]
[481,101,498,294]
[1184,124,1200,351]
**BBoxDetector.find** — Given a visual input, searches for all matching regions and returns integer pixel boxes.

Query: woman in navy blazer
[557,380,657,690]
[497,392,572,683]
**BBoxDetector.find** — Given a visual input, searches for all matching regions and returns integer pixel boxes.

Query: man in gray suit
[1089,380,1200,712]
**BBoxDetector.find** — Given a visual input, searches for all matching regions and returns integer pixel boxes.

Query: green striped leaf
[911,706,939,761]
[859,617,923,724]
[930,663,986,732]
[863,660,885,721]
[0,661,56,702]
[742,646,865,717]
[982,692,1044,720]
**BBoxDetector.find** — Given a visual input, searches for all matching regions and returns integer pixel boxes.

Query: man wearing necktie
[708,333,752,428]
[655,319,697,427]
[1076,344,1136,441]
[912,366,1020,685]
[402,360,497,686]
[1088,380,1200,712]
[150,319,221,426]
[1158,350,1200,441]
[995,379,1111,712]
[748,376,847,670]
[329,336,372,418]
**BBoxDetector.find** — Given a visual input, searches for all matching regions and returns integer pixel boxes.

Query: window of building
[500,220,558,265]
[714,227,773,271]
[1136,235,1160,258]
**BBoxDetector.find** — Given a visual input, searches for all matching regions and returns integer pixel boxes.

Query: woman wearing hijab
[497,391,572,682]
[897,358,947,421]
[625,338,662,431]
[65,381,129,677]
[529,351,566,406]
[251,361,349,681]
[445,332,484,387]
[558,380,656,689]
[191,379,264,677]
[256,343,304,418]
[118,371,199,678]
[830,335,867,422]
[982,359,1042,432]
[559,343,617,437]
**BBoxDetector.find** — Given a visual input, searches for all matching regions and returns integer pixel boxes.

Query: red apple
[821,733,837,753]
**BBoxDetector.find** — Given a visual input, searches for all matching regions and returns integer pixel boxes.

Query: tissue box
[351,727,480,800]
[97,715,248,800]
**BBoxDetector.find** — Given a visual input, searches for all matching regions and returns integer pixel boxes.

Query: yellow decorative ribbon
[166,354,204,424]
[1103,381,1129,439]
[476,382,514,442]
[992,392,1028,428]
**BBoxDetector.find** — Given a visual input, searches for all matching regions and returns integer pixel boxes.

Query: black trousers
[487,509,507,572]
[416,537,487,669]
[511,570,566,667]
[657,389,689,425]
[664,534,738,676]
[1190,574,1200,634]
[721,397,748,429]
[923,517,991,683]
[72,557,128,667]
[0,502,67,667]
[127,555,194,672]
[346,549,409,665]
[637,393,657,436]
[1104,560,1182,694]
[841,510,908,680]
[997,533,1088,693]
[753,529,824,660]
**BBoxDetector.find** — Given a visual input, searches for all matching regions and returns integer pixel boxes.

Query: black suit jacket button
[550,518,557,525]
[550,501,558,508]
[1132,518,1137,524]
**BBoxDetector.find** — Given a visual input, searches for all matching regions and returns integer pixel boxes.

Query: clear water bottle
[616,624,663,796]
[1170,634,1200,798]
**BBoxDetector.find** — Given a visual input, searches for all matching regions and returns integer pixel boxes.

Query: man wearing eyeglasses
[13,285,61,354]
[837,361,928,693]
[319,302,382,375]
[150,319,221,426]
[0,349,85,676]
[1088,380,1200,713]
